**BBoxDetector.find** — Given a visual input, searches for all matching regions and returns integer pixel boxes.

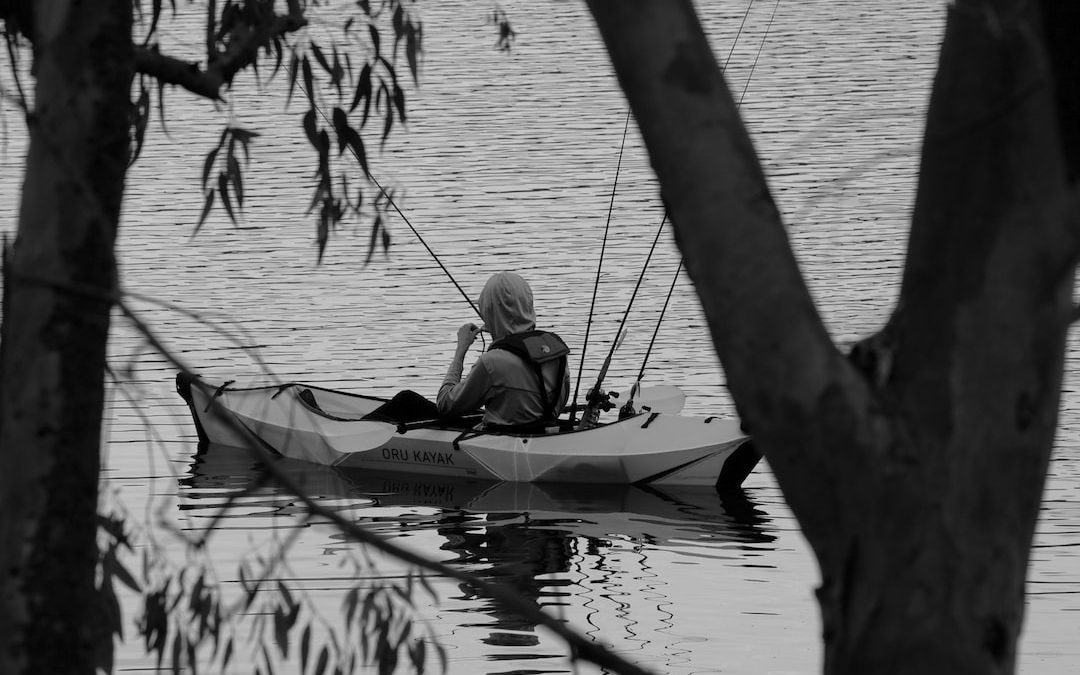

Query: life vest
[489,330,570,422]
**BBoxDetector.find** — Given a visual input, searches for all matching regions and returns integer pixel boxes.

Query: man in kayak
[437,271,571,432]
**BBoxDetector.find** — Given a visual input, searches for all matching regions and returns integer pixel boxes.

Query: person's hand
[456,323,481,351]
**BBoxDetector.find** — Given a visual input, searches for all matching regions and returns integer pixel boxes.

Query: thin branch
[206,0,217,65]
[134,10,307,100]
[8,269,658,675]
[208,9,307,91]
[3,30,29,118]
[122,288,279,381]
[135,46,223,100]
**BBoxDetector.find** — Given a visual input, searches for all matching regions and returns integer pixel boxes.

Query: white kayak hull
[191,444,773,546]
[176,374,759,488]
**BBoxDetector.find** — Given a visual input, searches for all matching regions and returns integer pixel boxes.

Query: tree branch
[208,8,307,91]
[0,0,34,41]
[134,10,307,100]
[134,46,223,99]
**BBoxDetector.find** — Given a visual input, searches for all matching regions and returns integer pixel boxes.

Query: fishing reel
[579,388,619,429]
[617,381,641,420]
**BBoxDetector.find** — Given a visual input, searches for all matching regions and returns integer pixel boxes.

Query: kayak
[176,373,759,488]
[188,443,773,547]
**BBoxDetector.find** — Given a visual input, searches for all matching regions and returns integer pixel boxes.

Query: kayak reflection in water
[366,272,570,431]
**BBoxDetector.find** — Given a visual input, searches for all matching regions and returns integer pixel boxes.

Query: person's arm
[436,323,488,416]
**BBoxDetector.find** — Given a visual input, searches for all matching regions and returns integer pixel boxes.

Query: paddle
[635,384,687,414]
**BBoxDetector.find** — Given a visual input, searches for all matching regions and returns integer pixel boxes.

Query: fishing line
[365,170,481,319]
[569,106,633,423]
[723,0,757,71]
[636,258,682,385]
[630,0,781,387]
[611,214,667,349]
[577,3,772,412]
[299,82,482,320]
[737,0,782,108]
[589,213,667,399]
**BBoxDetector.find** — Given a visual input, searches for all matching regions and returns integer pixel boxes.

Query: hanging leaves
[390,1,423,85]
[331,107,369,177]
[269,34,285,79]
[330,48,345,96]
[131,0,463,260]
[405,21,421,85]
[129,81,152,167]
[313,646,329,675]
[350,63,372,116]
[299,108,337,262]
[301,54,315,107]
[286,51,301,108]
[300,624,312,673]
[489,8,517,52]
[195,189,215,235]
[368,22,381,59]
[192,1,429,260]
[133,0,178,47]
[310,42,332,76]
[195,126,260,232]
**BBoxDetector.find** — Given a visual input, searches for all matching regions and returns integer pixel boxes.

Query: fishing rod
[578,326,627,428]
[569,107,633,425]
[579,214,667,425]
[594,0,784,420]
[619,257,682,418]
[299,82,482,321]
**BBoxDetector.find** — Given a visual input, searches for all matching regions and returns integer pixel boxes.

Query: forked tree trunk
[587,1,1077,673]
[0,2,132,673]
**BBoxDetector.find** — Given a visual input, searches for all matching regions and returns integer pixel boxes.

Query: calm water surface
[3,1,1079,673]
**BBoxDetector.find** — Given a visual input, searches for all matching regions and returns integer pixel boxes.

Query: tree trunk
[586,1,1076,673]
[0,2,132,673]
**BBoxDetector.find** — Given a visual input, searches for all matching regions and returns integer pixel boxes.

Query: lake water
[2,1,1079,673]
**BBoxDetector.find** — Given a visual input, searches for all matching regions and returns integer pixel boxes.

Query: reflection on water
[5,0,1078,671]
[181,443,778,672]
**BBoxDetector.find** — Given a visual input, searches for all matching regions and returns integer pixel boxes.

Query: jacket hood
[478,272,536,341]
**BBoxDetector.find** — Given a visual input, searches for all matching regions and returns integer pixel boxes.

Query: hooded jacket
[436,272,570,427]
